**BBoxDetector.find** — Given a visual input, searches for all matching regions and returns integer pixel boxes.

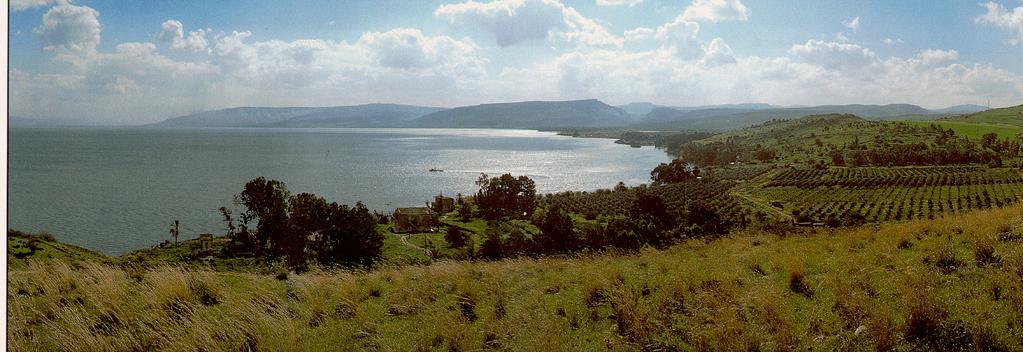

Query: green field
[902,120,1022,139]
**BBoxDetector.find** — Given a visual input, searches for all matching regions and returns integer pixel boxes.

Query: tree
[830,150,845,166]
[286,193,331,270]
[605,216,641,250]
[480,229,503,260]
[444,226,468,249]
[533,205,578,252]
[981,132,998,150]
[237,177,291,260]
[475,173,537,219]
[650,159,694,185]
[319,202,384,267]
[218,207,235,237]
[505,226,533,256]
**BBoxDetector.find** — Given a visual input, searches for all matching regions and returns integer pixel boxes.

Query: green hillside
[950,105,1023,126]
[7,230,109,269]
[8,204,1023,351]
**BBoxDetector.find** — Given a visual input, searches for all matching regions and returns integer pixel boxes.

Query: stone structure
[392,207,438,233]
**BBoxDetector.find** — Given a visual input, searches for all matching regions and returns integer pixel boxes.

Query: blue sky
[8,0,1023,124]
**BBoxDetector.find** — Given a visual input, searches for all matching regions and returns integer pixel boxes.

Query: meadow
[8,202,1023,351]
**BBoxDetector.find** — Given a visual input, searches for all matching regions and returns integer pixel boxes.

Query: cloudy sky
[8,0,1023,124]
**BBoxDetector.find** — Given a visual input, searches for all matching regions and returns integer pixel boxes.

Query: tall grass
[8,204,1023,351]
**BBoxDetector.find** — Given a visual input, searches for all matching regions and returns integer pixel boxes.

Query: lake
[8,128,671,255]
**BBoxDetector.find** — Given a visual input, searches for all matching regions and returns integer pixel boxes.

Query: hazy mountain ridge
[147,100,1004,130]
[409,99,632,128]
[258,104,445,128]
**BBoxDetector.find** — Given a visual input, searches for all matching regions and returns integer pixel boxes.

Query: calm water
[9,127,671,255]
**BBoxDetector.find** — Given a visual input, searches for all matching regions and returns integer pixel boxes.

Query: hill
[410,99,632,128]
[8,203,1022,350]
[932,104,989,114]
[259,104,444,128]
[151,104,443,128]
[152,107,323,127]
[635,104,939,131]
[7,230,109,269]
[616,102,661,116]
[901,105,1023,139]
[946,105,1023,127]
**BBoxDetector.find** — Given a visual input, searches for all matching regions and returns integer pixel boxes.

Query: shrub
[788,269,814,298]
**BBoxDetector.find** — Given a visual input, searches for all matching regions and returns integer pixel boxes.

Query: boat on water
[429,168,443,172]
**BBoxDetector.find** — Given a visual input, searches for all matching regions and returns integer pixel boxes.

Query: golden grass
[8,204,1023,351]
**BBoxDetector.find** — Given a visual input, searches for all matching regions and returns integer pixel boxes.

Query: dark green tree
[319,202,383,267]
[237,177,291,261]
[444,226,468,249]
[533,205,578,252]
[480,229,503,260]
[475,173,537,219]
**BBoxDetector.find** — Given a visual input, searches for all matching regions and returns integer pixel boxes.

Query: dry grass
[8,204,1023,351]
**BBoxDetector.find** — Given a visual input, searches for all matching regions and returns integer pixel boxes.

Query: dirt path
[396,233,432,257]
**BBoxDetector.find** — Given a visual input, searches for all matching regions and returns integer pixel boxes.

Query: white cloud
[882,37,903,45]
[11,2,1023,124]
[789,39,878,70]
[916,49,959,65]
[843,16,861,33]
[157,20,209,52]
[32,4,101,57]
[680,0,751,23]
[702,37,736,65]
[358,28,483,70]
[975,1,1023,45]
[624,16,702,59]
[9,0,69,11]
[624,27,654,41]
[434,0,621,47]
[494,42,1022,109]
[596,0,642,7]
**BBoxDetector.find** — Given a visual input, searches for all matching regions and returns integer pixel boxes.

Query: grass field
[8,203,1023,351]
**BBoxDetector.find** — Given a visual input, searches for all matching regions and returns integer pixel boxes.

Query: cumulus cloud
[358,28,483,70]
[681,0,750,23]
[9,0,69,12]
[434,0,621,47]
[843,16,860,33]
[11,2,1023,124]
[596,0,642,7]
[975,1,1023,45]
[789,39,877,70]
[32,4,101,56]
[157,19,209,52]
[916,49,959,65]
[702,37,736,65]
[496,42,1021,110]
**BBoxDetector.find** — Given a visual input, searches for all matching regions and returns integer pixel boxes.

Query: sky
[7,0,1023,125]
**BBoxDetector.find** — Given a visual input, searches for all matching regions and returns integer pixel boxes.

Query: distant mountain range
[409,99,630,128]
[149,104,444,128]
[142,100,993,131]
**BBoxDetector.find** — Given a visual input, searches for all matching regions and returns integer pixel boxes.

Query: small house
[393,207,438,233]
[199,233,214,253]
[431,194,455,214]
